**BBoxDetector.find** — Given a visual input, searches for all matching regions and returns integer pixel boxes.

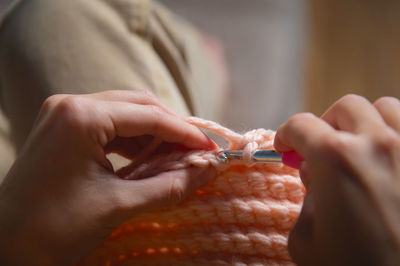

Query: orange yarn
[80,117,305,265]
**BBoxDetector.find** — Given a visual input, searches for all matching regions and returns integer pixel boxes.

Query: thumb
[288,191,314,265]
[111,166,216,219]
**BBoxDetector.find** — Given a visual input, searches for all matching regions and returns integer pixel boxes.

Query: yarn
[80,117,305,266]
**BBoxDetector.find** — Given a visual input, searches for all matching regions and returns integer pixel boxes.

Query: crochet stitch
[80,117,305,266]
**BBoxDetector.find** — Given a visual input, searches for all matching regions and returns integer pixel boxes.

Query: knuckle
[326,94,371,122]
[340,94,367,104]
[168,177,187,205]
[284,113,316,136]
[148,105,164,128]
[149,104,163,116]
[287,112,315,126]
[323,135,349,152]
[374,132,400,151]
[56,96,79,115]
[140,90,160,106]
[42,94,65,112]
[139,89,157,100]
[335,94,369,110]
[53,96,86,128]
[310,133,355,158]
[374,96,399,108]
[132,89,157,105]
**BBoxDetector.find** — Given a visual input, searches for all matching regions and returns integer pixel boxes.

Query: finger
[373,97,400,133]
[83,90,178,116]
[299,161,310,188]
[35,94,69,125]
[106,137,189,160]
[288,191,314,265]
[307,150,395,264]
[321,94,386,134]
[274,112,336,157]
[101,102,215,150]
[104,135,154,158]
[116,166,216,216]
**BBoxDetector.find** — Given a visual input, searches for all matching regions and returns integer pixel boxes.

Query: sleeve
[0,0,199,149]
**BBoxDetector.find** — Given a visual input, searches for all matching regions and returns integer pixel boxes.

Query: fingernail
[205,139,217,150]
[200,132,217,150]
[282,151,303,169]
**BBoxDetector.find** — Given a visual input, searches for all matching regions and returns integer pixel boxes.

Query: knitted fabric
[80,117,305,266]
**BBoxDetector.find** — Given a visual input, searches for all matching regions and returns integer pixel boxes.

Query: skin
[274,94,400,266]
[2,92,400,265]
[0,90,216,266]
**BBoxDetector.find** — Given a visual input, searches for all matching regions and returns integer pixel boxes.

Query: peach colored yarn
[80,117,305,266]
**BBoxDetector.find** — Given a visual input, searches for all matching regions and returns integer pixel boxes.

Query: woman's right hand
[0,90,216,266]
[274,95,400,266]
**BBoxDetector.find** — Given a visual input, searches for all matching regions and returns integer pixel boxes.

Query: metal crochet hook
[217,150,282,163]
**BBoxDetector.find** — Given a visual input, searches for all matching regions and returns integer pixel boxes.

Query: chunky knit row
[80,117,304,265]
[96,254,295,266]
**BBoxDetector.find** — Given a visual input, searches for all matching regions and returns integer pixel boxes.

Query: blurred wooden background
[307,0,400,115]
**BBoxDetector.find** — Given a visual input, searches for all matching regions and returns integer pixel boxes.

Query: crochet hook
[217,150,303,169]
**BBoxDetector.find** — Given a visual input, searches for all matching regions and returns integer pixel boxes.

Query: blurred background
[2,0,399,129]
[307,0,400,116]
[162,0,400,130]
[0,0,400,177]
[162,0,306,131]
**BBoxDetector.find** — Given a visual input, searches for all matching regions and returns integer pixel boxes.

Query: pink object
[282,151,304,169]
[81,117,305,265]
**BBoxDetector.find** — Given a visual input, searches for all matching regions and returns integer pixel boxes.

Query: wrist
[0,179,53,265]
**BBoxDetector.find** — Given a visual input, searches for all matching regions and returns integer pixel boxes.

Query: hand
[274,95,400,266]
[0,90,216,265]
